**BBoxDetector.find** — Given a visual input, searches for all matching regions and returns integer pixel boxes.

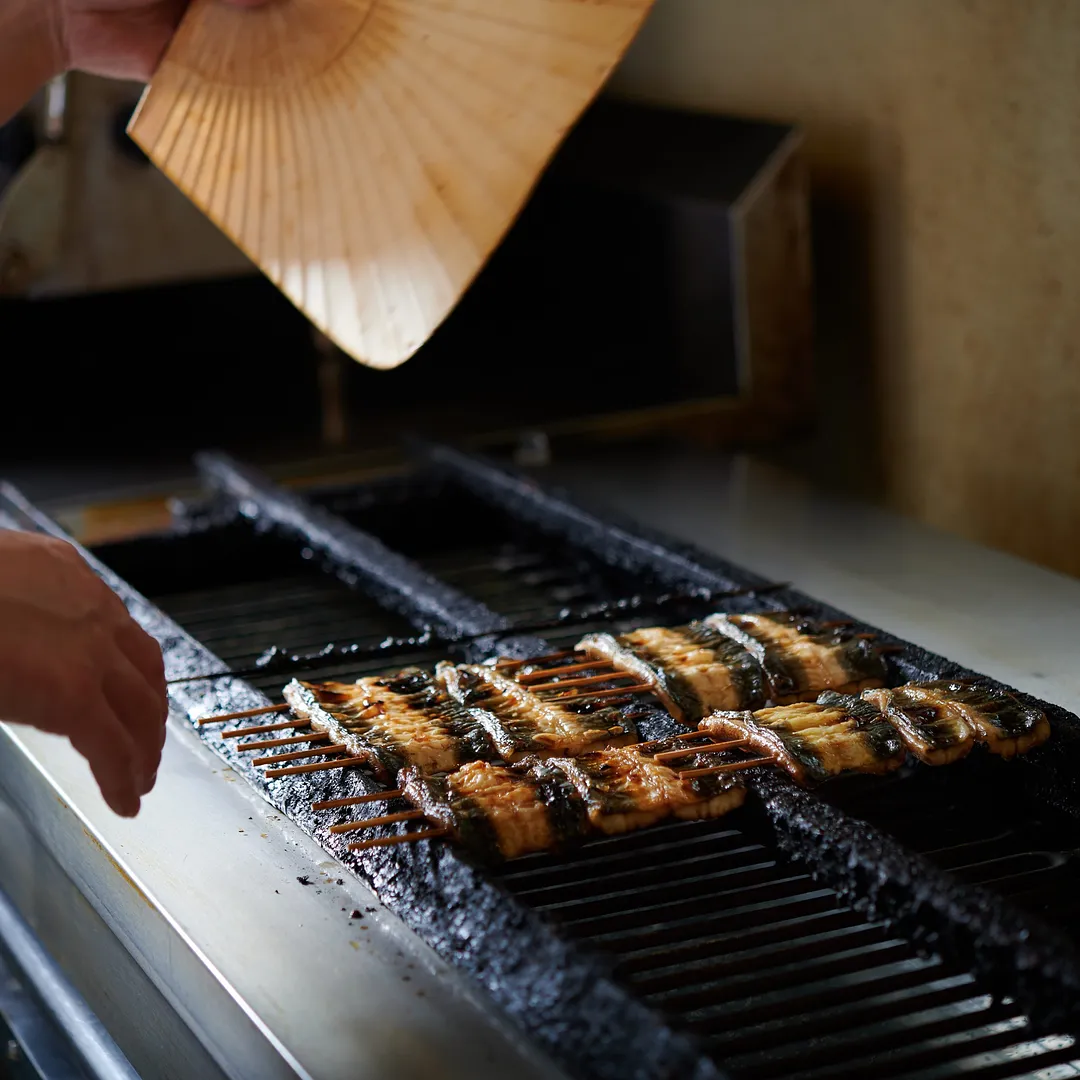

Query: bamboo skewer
[329,810,425,834]
[349,829,449,853]
[265,758,357,779]
[496,651,574,672]
[517,659,612,683]
[313,791,403,811]
[549,683,653,704]
[198,703,290,725]
[221,718,305,739]
[653,739,749,763]
[628,731,711,752]
[528,672,637,693]
[678,757,773,780]
[237,732,330,753]
[253,744,348,766]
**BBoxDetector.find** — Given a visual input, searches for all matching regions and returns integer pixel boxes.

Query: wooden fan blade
[129,0,656,370]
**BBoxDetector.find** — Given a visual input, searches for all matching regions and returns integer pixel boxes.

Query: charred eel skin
[437,662,639,758]
[577,621,767,722]
[704,613,888,704]
[284,669,493,780]
[700,693,906,786]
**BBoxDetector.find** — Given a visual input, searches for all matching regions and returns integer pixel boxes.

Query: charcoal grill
[1,444,1079,1080]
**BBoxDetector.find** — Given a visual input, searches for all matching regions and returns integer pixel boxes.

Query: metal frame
[0,880,138,1080]
[4,451,1080,1077]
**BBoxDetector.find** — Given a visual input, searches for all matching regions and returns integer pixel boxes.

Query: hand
[55,0,269,83]
[0,530,167,818]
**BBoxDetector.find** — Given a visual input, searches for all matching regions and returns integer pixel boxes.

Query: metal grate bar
[775,1016,1034,1080]
[555,874,824,937]
[685,957,953,1030]
[892,1039,1079,1080]
[509,844,768,905]
[626,922,892,993]
[702,974,983,1056]
[647,941,922,1011]
[729,994,1013,1074]
[533,859,786,920]
[581,888,842,952]
[497,826,748,883]
[614,909,870,976]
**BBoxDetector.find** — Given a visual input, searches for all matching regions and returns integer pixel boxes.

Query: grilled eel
[574,622,767,723]
[530,747,748,835]
[699,691,907,785]
[704,613,888,704]
[436,662,638,760]
[398,748,748,862]
[863,680,1050,761]
[283,668,493,781]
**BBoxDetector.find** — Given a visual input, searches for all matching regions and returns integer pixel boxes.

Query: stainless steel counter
[1,448,1077,1080]
[0,704,567,1080]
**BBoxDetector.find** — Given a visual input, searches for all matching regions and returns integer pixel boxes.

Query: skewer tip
[348,828,448,852]
[197,702,291,725]
[653,738,749,763]
[265,757,357,779]
[678,757,773,780]
[329,809,425,834]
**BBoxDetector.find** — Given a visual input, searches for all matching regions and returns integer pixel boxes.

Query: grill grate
[492,813,1074,1080]
[819,769,1080,934]
[95,499,1080,1079]
[12,461,1080,1080]
[153,574,428,695]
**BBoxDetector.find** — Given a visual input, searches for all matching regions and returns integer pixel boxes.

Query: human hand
[55,0,270,83]
[0,530,167,817]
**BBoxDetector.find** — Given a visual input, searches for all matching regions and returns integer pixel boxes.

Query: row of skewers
[197,612,1050,864]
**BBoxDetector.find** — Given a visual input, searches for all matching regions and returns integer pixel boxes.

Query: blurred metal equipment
[0,76,251,299]
[0,77,68,295]
[0,879,140,1080]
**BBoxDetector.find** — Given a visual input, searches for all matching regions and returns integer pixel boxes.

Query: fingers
[68,702,144,819]
[62,615,167,807]
[103,654,166,798]
[115,621,167,717]
[0,537,168,815]
[112,621,168,797]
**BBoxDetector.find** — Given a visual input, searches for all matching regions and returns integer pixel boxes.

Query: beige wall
[611,0,1080,577]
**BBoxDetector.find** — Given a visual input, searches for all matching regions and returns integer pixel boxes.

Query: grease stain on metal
[80,827,154,911]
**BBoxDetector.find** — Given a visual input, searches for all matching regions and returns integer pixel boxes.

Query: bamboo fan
[128,0,656,370]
